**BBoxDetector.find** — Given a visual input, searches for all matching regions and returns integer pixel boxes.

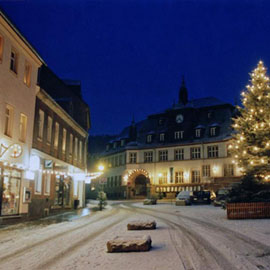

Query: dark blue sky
[1,0,270,135]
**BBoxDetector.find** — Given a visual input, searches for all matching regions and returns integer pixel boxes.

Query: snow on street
[0,202,270,270]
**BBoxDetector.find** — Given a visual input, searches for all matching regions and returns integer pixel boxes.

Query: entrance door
[63,180,71,207]
[134,174,147,196]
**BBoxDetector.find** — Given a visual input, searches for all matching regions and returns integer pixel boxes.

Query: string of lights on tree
[230,60,270,180]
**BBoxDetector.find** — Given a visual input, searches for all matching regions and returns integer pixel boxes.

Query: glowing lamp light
[184,172,189,180]
[123,175,128,182]
[212,166,219,174]
[29,155,40,171]
[98,164,104,171]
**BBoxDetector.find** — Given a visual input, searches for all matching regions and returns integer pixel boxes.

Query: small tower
[178,76,188,105]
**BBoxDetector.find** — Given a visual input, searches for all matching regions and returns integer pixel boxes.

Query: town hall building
[94,79,242,199]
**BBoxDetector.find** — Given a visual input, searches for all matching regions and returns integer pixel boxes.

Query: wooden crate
[227,202,270,219]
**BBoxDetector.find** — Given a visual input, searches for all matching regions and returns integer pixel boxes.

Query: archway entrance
[134,174,147,197]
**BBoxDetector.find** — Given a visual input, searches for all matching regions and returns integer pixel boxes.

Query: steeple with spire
[178,76,188,105]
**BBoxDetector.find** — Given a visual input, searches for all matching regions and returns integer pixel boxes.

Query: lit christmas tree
[230,61,270,180]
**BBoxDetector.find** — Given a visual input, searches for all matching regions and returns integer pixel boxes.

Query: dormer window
[120,139,125,146]
[175,131,184,140]
[113,142,117,149]
[146,134,152,143]
[160,133,165,142]
[106,144,110,151]
[210,127,216,136]
[208,111,213,119]
[195,129,201,138]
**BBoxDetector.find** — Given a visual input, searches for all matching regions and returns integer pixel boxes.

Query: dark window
[207,145,219,158]
[144,151,153,163]
[158,150,168,161]
[174,148,184,160]
[191,147,201,159]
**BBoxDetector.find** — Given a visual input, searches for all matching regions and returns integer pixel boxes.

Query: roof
[102,97,235,156]
[173,97,230,109]
[0,8,46,65]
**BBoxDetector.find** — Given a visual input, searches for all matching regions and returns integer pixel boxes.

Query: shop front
[0,166,22,216]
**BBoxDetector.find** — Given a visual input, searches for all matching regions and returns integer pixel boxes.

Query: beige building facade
[0,10,43,218]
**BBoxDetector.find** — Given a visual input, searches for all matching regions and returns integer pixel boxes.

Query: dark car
[214,188,230,207]
[192,190,211,204]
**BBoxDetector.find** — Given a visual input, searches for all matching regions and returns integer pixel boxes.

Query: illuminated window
[19,113,27,142]
[158,172,167,184]
[175,171,184,183]
[0,35,3,63]
[74,137,78,160]
[4,104,14,137]
[224,164,234,176]
[37,110,44,140]
[35,169,42,193]
[62,128,67,153]
[10,48,18,74]
[23,61,31,87]
[69,134,73,155]
[44,173,51,195]
[79,140,82,161]
[191,170,200,183]
[202,165,211,177]
[47,116,52,143]
[54,122,59,149]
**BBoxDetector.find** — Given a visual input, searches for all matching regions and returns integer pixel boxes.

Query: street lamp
[98,164,104,172]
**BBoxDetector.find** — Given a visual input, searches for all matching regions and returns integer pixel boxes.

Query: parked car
[176,191,193,205]
[192,190,211,204]
[214,188,230,207]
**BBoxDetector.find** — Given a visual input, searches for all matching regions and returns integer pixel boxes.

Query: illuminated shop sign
[0,143,23,158]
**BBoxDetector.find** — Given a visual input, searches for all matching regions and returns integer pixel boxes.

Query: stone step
[107,235,152,252]
[127,220,156,230]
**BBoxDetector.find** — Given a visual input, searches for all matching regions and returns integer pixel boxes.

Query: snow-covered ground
[0,202,269,270]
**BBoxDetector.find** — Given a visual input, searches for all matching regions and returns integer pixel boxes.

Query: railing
[227,202,270,219]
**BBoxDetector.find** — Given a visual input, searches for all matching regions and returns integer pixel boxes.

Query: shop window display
[1,168,21,215]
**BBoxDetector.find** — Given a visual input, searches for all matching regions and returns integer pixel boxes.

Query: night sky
[1,0,270,135]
